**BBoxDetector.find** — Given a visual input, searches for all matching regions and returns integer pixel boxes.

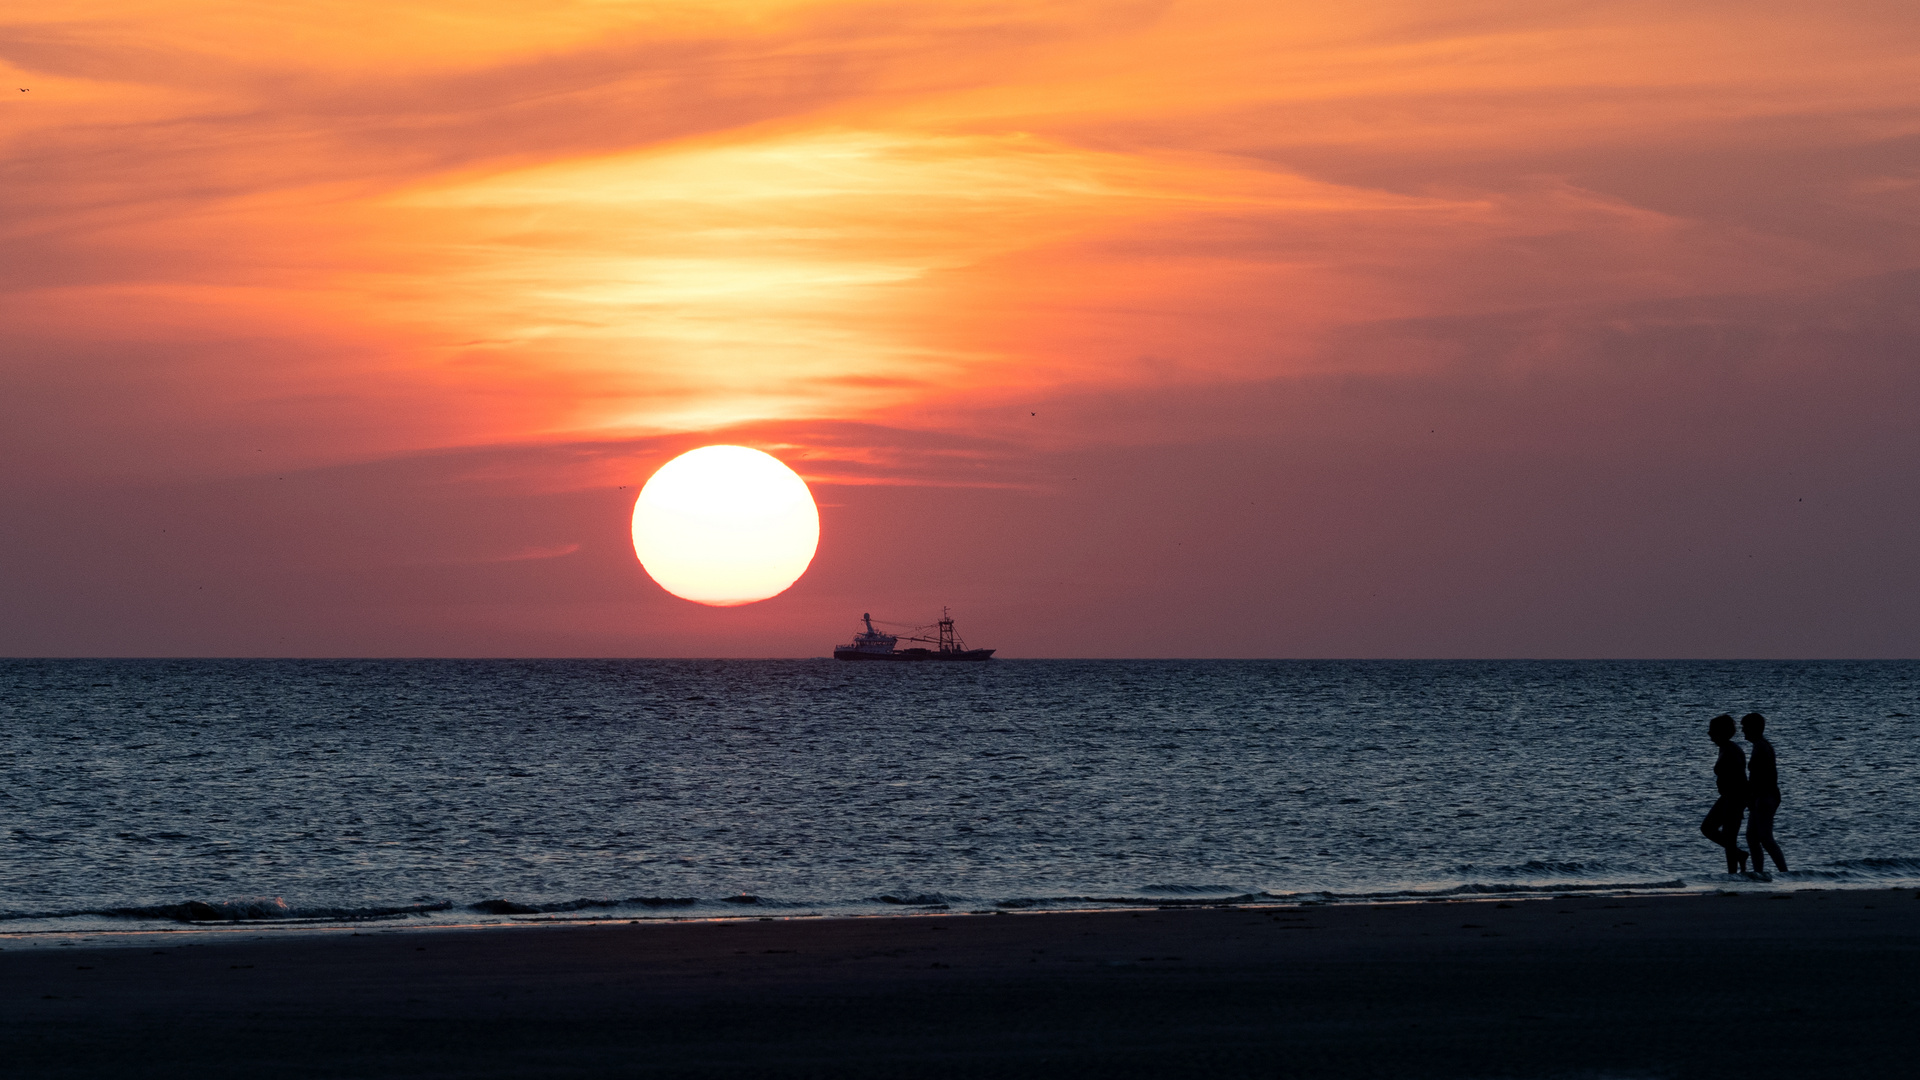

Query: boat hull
[833,647,995,662]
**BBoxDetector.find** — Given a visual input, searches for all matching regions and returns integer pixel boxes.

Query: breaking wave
[469,897,699,915]
[1450,860,1638,879]
[5,855,1916,934]
[0,898,455,924]
[1764,857,1920,882]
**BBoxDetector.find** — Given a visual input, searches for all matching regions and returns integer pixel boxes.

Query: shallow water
[2,659,1916,935]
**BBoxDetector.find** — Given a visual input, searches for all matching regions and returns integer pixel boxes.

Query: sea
[3,659,1917,942]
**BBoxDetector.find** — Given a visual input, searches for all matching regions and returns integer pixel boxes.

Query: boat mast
[938,607,955,653]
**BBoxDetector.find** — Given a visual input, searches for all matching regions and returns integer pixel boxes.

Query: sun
[630,445,820,606]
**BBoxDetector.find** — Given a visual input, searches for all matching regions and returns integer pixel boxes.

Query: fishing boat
[833,610,995,662]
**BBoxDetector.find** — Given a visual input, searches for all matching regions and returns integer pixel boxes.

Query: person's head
[1709,714,1736,743]
[1742,712,1767,737]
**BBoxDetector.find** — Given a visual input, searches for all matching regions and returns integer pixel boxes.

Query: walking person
[1743,712,1788,873]
[1699,714,1749,874]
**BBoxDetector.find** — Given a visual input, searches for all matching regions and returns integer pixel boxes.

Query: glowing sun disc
[631,445,820,606]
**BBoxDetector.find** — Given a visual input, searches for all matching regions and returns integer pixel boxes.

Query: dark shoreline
[6,888,1919,1078]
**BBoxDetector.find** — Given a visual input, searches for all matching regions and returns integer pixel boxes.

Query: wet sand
[5,888,1918,1078]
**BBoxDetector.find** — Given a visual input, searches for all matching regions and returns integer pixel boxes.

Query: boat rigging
[833,609,995,662]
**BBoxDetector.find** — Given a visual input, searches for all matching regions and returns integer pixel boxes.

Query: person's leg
[1749,796,1786,872]
[1726,811,1747,873]
[1700,809,1727,848]
[1701,798,1729,843]
[1701,800,1745,872]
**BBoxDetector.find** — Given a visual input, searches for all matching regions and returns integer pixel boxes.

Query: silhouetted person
[1743,712,1787,872]
[1699,713,1749,874]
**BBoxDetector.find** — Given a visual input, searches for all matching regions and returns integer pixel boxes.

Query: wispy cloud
[9,3,1912,475]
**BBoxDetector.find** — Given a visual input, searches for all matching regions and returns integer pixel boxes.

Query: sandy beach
[4,888,1917,1078]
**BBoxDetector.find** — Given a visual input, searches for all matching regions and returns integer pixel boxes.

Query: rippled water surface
[3,660,1917,933]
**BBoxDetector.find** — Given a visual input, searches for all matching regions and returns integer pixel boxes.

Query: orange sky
[5,1,1919,656]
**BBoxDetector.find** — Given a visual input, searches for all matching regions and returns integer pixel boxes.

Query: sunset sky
[4,1,1918,657]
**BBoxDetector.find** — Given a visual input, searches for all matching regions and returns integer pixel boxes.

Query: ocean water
[3,659,1917,938]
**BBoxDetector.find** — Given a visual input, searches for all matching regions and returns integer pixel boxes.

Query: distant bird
[1030,411,1035,416]
[17,88,27,92]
